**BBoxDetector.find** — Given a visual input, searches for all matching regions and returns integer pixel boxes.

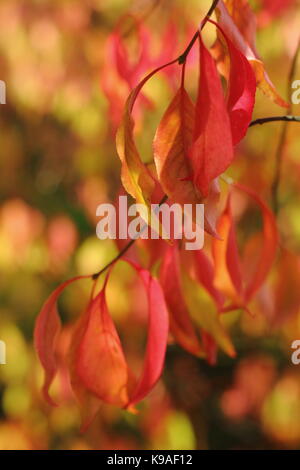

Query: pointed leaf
[74,279,130,407]
[209,19,256,145]
[212,194,243,304]
[34,276,88,406]
[160,245,204,357]
[215,0,288,108]
[116,61,177,230]
[153,87,220,236]
[189,35,233,198]
[235,183,279,302]
[128,262,169,406]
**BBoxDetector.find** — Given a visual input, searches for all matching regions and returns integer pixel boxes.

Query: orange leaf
[212,194,243,305]
[116,61,177,228]
[74,279,130,407]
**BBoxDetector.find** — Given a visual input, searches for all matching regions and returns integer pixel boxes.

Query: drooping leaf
[212,184,279,308]
[34,276,89,406]
[153,88,196,206]
[116,61,177,231]
[112,18,151,89]
[67,261,169,413]
[74,277,131,407]
[182,270,236,358]
[153,85,220,236]
[68,296,104,432]
[215,0,288,108]
[160,245,205,357]
[235,183,279,302]
[212,194,243,305]
[209,19,256,145]
[187,249,225,309]
[127,261,169,406]
[188,35,233,198]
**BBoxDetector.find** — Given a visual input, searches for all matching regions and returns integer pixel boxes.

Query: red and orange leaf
[209,19,256,145]
[182,270,236,358]
[212,194,243,304]
[187,249,225,309]
[116,61,177,229]
[153,88,197,205]
[189,35,233,198]
[68,297,104,432]
[160,245,205,358]
[215,0,288,108]
[213,184,278,309]
[112,18,151,88]
[34,276,88,406]
[74,277,130,407]
[201,331,218,366]
[153,86,220,236]
[127,262,169,406]
[235,183,279,302]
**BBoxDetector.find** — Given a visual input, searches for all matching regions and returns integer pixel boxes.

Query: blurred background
[1,0,300,450]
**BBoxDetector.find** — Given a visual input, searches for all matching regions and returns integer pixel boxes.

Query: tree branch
[249,115,300,127]
[178,0,220,64]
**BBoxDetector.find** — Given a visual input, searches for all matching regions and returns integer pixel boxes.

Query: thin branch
[92,195,168,279]
[178,0,220,64]
[249,115,300,127]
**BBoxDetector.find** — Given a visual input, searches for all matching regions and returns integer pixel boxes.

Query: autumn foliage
[25,0,300,444]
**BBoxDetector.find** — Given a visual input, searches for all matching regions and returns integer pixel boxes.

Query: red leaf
[215,0,288,108]
[68,261,169,412]
[34,276,88,406]
[209,19,256,145]
[153,85,220,237]
[127,261,169,406]
[201,332,218,366]
[112,18,151,89]
[235,183,279,302]
[213,184,279,308]
[190,249,225,309]
[160,245,204,357]
[189,35,233,198]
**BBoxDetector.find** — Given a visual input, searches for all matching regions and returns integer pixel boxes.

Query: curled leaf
[235,183,279,302]
[215,0,288,108]
[116,61,177,231]
[34,276,89,406]
[212,184,279,308]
